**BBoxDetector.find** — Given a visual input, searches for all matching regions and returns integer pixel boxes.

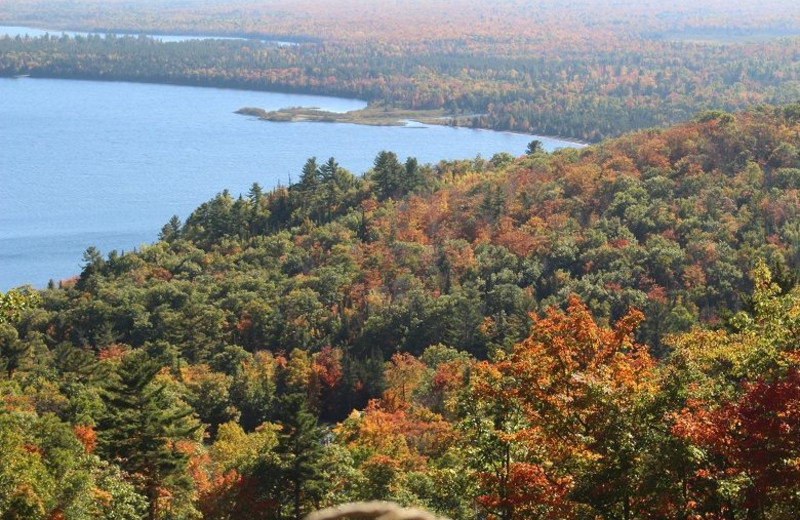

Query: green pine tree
[158,215,182,242]
[256,392,326,520]
[97,350,197,520]
[372,151,405,200]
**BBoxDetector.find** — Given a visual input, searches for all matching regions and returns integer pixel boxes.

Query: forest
[1,104,800,520]
[1,0,800,141]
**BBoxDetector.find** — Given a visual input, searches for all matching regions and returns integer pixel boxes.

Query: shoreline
[235,106,591,147]
[0,72,591,146]
[0,22,314,44]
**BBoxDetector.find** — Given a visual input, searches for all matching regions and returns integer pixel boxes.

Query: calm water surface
[0,78,579,290]
[0,24,285,43]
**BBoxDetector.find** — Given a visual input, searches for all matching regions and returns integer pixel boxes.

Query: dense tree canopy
[2,105,800,519]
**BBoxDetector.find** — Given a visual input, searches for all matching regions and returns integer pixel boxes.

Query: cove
[0,78,580,290]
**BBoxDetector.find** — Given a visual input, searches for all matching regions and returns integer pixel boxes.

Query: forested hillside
[1,105,799,520]
[2,0,800,141]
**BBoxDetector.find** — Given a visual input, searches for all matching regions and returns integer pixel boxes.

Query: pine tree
[372,151,405,200]
[248,183,272,236]
[158,215,182,242]
[256,392,325,520]
[292,157,322,222]
[403,156,422,194]
[299,157,320,190]
[525,139,543,155]
[281,393,325,520]
[319,157,342,222]
[98,350,196,520]
[318,157,339,183]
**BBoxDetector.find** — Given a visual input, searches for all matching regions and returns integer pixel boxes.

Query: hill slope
[2,105,800,520]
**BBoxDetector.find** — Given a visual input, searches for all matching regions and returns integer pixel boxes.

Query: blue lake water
[0,77,580,290]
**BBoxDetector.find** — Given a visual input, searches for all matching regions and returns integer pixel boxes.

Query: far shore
[235,106,590,147]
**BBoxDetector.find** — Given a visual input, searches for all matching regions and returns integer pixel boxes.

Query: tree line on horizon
[1,28,799,141]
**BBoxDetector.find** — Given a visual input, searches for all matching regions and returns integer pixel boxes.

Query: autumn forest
[1,1,800,520]
[3,0,800,141]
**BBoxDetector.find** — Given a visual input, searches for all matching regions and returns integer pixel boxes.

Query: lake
[0,78,580,290]
[0,24,290,44]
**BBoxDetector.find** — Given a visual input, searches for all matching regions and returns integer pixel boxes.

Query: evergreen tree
[292,157,322,222]
[97,350,196,520]
[319,157,342,222]
[280,393,325,520]
[372,150,405,200]
[78,246,105,290]
[525,139,544,155]
[248,182,264,205]
[318,157,339,183]
[299,157,320,188]
[256,392,325,520]
[158,215,182,242]
[248,183,272,236]
[404,156,422,193]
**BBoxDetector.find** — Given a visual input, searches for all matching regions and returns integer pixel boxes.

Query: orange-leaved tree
[460,296,656,520]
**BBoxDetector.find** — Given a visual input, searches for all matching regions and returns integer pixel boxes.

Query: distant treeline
[2,33,800,141]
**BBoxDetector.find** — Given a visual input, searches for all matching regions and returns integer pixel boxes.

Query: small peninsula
[235,105,451,127]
